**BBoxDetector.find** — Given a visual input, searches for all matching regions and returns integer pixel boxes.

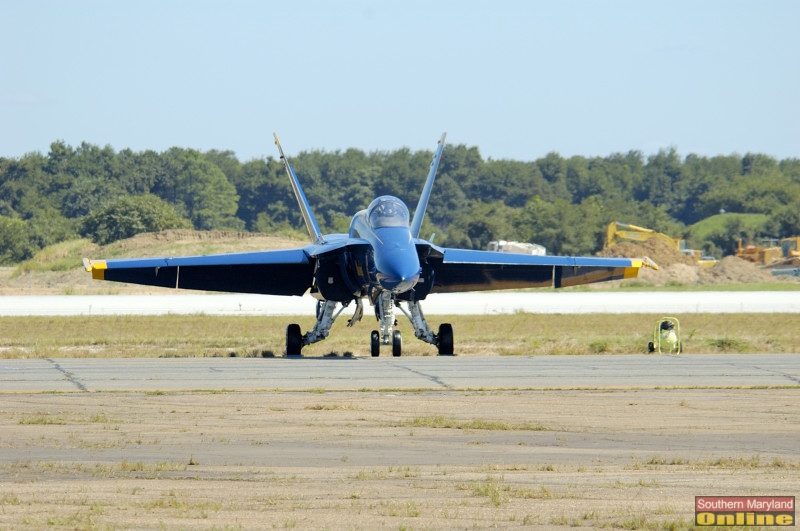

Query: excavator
[605,222,717,268]
[605,221,682,249]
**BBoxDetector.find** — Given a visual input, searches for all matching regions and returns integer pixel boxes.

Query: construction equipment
[487,240,546,255]
[605,221,682,250]
[781,237,800,259]
[735,238,783,265]
[605,222,717,267]
[681,248,718,268]
[772,268,800,277]
[647,317,681,355]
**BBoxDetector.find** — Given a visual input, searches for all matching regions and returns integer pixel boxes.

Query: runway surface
[2,290,799,316]
[3,354,798,393]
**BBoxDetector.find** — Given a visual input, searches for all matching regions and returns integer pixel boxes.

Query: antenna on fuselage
[410,132,447,239]
[274,133,325,244]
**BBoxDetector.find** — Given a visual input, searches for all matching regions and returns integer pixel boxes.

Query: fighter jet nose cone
[378,270,420,293]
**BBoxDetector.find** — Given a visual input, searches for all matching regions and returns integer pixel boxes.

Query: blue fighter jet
[84,133,656,356]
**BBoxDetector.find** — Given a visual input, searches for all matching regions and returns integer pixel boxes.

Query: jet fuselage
[349,195,421,294]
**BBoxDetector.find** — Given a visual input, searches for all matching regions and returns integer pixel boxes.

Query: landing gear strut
[370,297,454,356]
[371,291,402,356]
[285,299,363,356]
[398,300,454,355]
[285,296,454,357]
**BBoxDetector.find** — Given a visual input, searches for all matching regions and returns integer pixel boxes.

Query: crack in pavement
[46,359,89,392]
[390,362,452,389]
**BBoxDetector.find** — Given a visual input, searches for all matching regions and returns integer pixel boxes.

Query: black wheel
[438,323,454,355]
[286,324,303,356]
[392,330,402,357]
[647,341,655,353]
[370,330,380,357]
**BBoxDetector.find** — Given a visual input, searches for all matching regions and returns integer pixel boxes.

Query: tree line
[1,140,798,264]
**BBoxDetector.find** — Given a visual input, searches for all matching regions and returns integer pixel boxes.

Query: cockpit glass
[368,198,409,228]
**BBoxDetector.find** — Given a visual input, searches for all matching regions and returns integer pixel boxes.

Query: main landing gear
[285,296,453,357]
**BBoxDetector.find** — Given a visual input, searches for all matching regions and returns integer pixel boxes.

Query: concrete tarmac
[2,354,798,529]
[2,354,798,393]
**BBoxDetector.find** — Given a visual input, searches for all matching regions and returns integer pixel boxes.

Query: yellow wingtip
[83,259,107,280]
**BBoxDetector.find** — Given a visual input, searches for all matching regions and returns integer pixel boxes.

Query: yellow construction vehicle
[605,222,717,267]
[680,247,719,268]
[781,237,800,259]
[604,221,682,250]
[736,239,783,265]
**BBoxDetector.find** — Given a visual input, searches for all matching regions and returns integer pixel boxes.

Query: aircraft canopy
[368,196,409,228]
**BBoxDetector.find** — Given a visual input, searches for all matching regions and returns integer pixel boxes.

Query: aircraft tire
[438,323,454,355]
[370,330,380,357]
[392,330,402,357]
[286,324,303,356]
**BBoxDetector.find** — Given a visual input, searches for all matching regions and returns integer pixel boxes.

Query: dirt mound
[107,230,303,256]
[597,238,795,286]
[0,231,307,295]
[133,229,268,242]
[597,237,695,268]
[122,229,300,249]
[698,255,776,284]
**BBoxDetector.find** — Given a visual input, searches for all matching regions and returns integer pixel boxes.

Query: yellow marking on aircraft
[88,259,107,280]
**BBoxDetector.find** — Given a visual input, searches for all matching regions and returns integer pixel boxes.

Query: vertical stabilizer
[274,133,325,244]
[410,132,447,238]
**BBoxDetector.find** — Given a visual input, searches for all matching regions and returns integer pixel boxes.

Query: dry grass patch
[2,312,799,358]
[395,415,548,431]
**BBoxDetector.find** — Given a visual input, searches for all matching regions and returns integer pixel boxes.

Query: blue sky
[2,1,798,162]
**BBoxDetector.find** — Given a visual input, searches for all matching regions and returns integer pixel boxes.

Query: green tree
[641,148,683,214]
[61,176,121,218]
[446,201,516,249]
[0,216,34,264]
[154,148,243,230]
[26,209,78,250]
[779,158,800,184]
[373,148,434,208]
[0,154,65,218]
[769,203,800,238]
[536,152,570,201]
[741,153,778,176]
[80,194,192,245]
[706,216,765,256]
[514,197,570,254]
[231,158,291,231]
[469,160,545,207]
[425,174,468,230]
[204,149,243,186]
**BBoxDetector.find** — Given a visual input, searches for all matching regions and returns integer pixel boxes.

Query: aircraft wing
[423,248,654,293]
[83,248,315,296]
